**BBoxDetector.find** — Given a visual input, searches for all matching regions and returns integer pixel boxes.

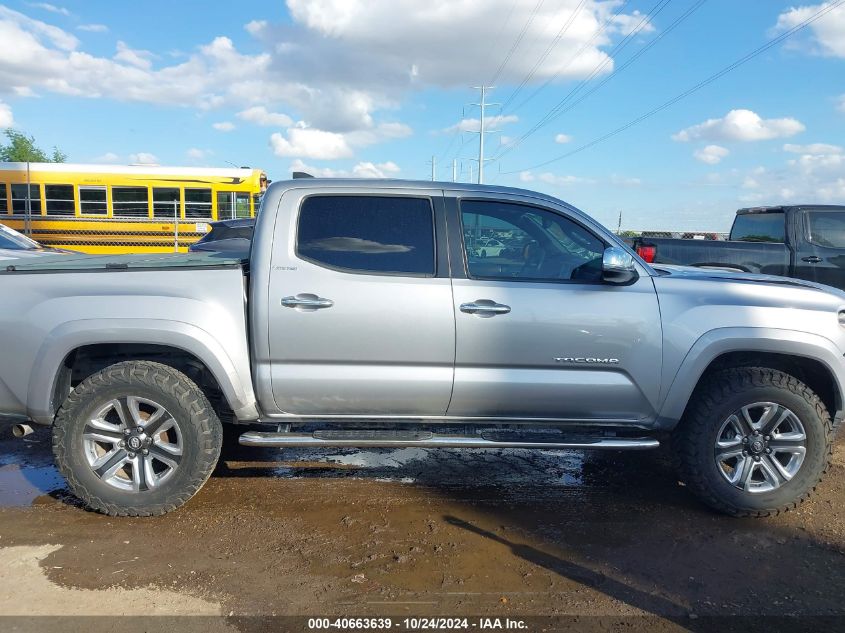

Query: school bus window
[0,183,8,214]
[185,188,212,219]
[236,192,250,218]
[79,186,107,215]
[11,184,42,214]
[217,191,235,220]
[112,186,150,218]
[45,184,75,216]
[153,188,180,219]
[252,193,261,216]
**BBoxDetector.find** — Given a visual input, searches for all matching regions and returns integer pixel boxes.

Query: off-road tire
[677,367,832,517]
[53,361,223,516]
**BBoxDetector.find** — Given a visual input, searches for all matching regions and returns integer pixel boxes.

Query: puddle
[0,464,67,506]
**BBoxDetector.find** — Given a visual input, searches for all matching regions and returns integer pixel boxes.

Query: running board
[238,430,659,450]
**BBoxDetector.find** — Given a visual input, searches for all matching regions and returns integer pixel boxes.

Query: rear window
[807,211,845,249]
[730,212,785,243]
[297,195,435,275]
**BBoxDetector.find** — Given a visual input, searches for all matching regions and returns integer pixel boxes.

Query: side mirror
[602,246,638,285]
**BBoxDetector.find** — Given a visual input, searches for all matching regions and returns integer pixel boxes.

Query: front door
[447,194,662,422]
[267,189,455,416]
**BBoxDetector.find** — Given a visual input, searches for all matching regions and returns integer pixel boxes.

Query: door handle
[281,294,334,309]
[802,256,822,264]
[460,300,511,316]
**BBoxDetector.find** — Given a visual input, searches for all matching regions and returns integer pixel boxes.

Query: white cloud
[839,95,845,113]
[77,23,107,33]
[283,0,643,86]
[26,3,69,16]
[0,100,13,127]
[783,142,842,155]
[114,41,154,70]
[0,5,78,50]
[186,148,210,160]
[693,144,730,165]
[0,1,650,159]
[244,20,267,36]
[129,152,157,164]
[672,109,805,143]
[444,115,518,134]
[271,127,353,159]
[774,3,845,57]
[519,170,593,186]
[610,174,642,187]
[554,133,572,144]
[288,158,401,178]
[731,149,845,204]
[212,121,236,132]
[93,152,119,163]
[237,105,293,127]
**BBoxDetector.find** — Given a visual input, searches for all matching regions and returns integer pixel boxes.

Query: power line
[498,0,706,161]
[489,0,546,85]
[494,0,675,162]
[504,0,633,116]
[500,0,589,112]
[502,0,845,174]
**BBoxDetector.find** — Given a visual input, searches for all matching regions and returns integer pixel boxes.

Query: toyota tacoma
[0,179,842,517]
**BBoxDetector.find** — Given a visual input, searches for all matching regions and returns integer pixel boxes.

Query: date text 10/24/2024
[307,618,528,630]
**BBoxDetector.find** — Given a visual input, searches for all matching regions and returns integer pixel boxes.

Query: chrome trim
[281,295,334,309]
[239,431,660,450]
[459,300,511,315]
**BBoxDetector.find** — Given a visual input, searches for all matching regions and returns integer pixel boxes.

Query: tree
[0,130,66,163]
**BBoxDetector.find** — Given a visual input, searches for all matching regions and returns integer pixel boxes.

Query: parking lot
[1,416,844,629]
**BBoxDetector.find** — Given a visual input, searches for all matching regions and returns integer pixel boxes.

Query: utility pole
[452,158,457,182]
[428,155,436,181]
[616,210,623,235]
[468,86,499,184]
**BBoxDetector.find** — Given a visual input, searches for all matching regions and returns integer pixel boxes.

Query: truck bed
[634,237,790,275]
[0,251,246,274]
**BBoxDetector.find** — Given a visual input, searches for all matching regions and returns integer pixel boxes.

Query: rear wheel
[677,367,832,517]
[53,361,222,516]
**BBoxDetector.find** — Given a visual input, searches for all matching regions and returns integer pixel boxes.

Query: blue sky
[0,0,843,231]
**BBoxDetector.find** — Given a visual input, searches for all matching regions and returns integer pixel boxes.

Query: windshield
[0,224,40,250]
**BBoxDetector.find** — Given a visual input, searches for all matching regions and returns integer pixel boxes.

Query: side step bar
[238,430,660,450]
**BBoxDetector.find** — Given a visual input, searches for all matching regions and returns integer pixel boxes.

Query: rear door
[795,207,845,291]
[266,187,455,416]
[446,192,662,422]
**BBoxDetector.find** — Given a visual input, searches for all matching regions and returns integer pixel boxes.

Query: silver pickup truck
[1,179,843,518]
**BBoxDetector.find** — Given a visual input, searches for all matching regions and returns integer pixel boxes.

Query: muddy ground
[1,416,844,631]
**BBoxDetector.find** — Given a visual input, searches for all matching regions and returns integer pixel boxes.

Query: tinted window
[807,211,845,248]
[185,188,212,219]
[79,187,107,215]
[730,212,785,242]
[45,184,75,216]
[0,184,7,214]
[153,187,180,219]
[297,196,435,275]
[461,200,605,282]
[11,184,41,214]
[112,186,149,218]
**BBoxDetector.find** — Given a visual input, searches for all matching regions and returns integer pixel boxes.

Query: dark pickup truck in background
[632,205,845,291]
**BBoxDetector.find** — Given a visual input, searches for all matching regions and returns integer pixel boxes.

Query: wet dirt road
[1,417,844,628]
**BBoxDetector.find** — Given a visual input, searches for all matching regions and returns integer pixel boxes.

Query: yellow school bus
[0,163,267,253]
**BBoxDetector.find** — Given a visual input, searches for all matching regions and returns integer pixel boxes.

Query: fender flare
[655,327,845,429]
[26,318,259,424]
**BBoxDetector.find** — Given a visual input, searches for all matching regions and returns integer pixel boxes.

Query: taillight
[637,244,656,263]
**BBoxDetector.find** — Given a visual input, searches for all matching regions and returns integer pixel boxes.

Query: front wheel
[677,367,832,517]
[53,361,223,516]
